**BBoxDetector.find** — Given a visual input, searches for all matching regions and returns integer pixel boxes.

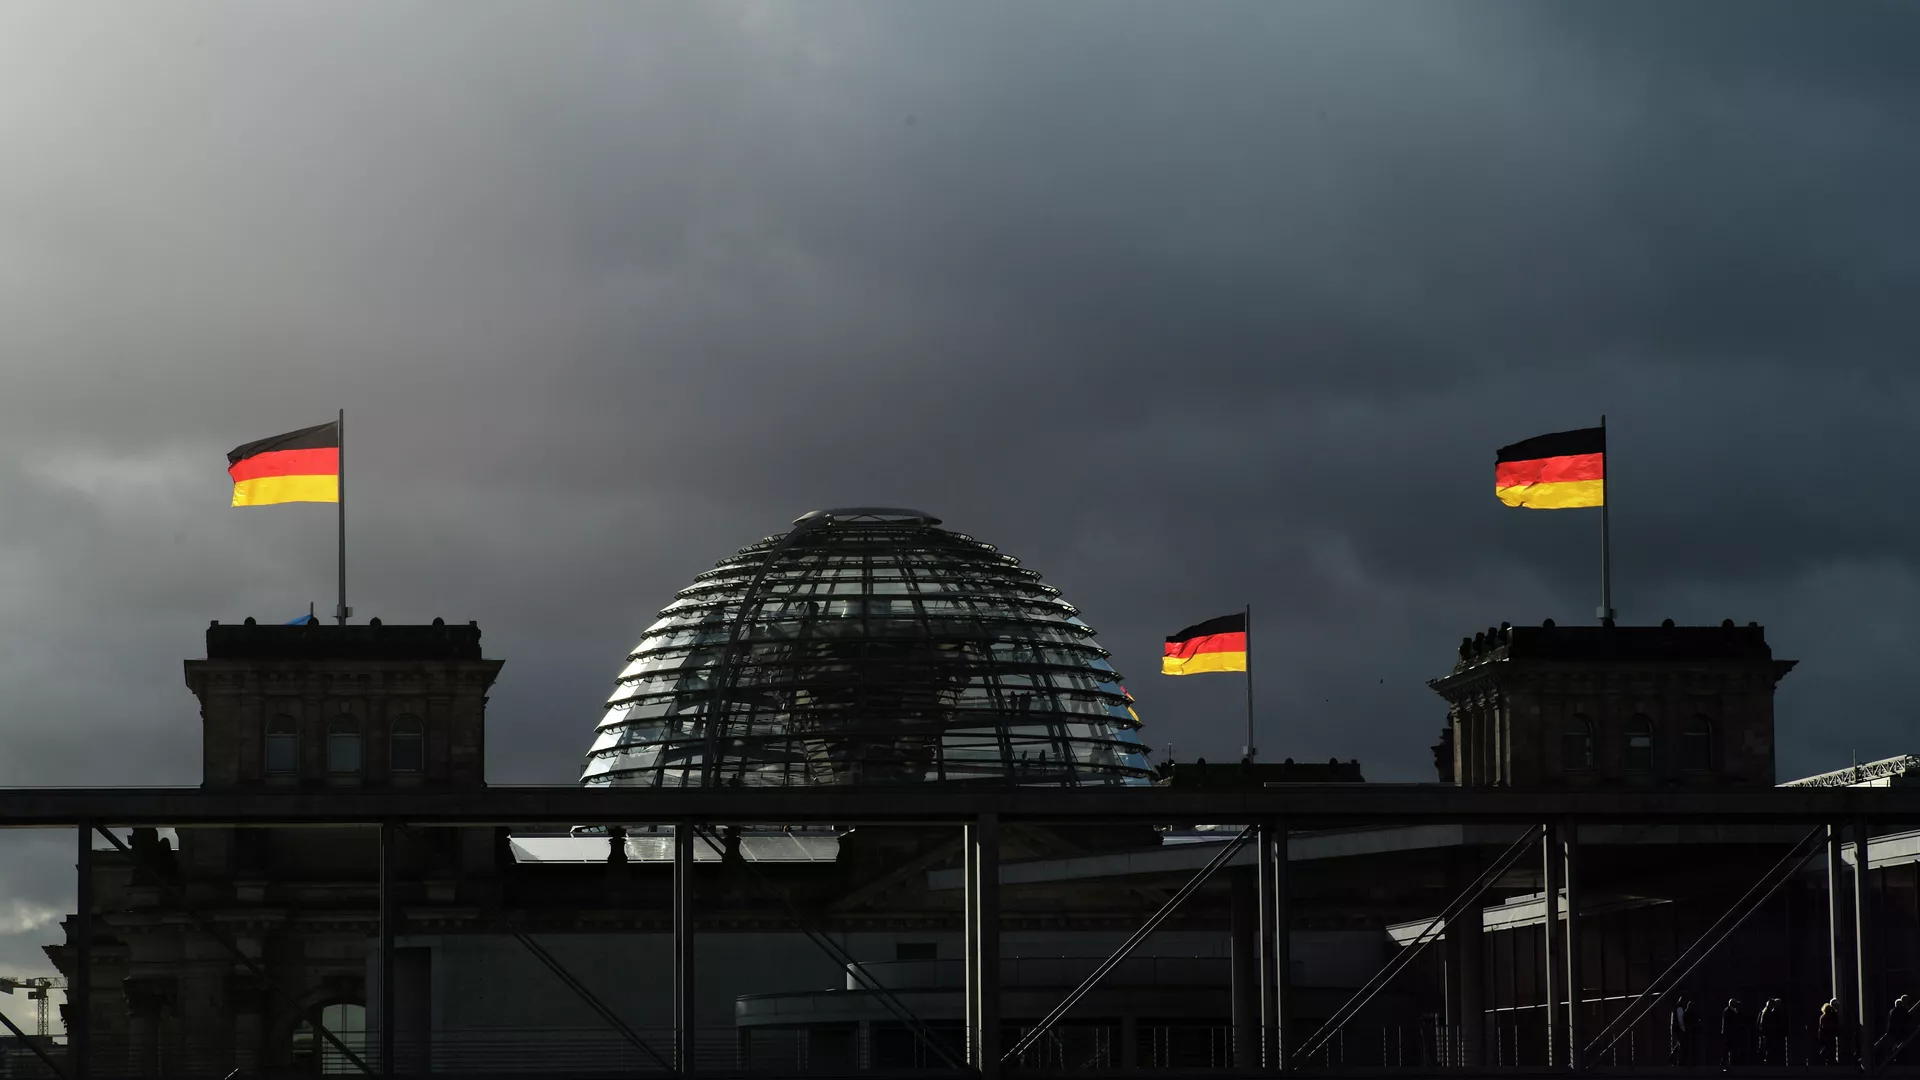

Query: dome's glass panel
[582,509,1152,787]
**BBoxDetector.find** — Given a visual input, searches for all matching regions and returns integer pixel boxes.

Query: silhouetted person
[1757,998,1786,1065]
[1721,998,1746,1068]
[1877,994,1914,1066]
[1672,999,1698,1065]
[1816,1000,1840,1065]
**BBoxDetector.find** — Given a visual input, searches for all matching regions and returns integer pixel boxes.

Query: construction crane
[0,978,66,1037]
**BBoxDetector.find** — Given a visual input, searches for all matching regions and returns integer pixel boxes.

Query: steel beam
[1005,825,1256,1064]
[1258,819,1289,1072]
[1583,825,1825,1064]
[1292,825,1541,1068]
[1856,818,1873,1067]
[70,824,90,1080]
[697,515,825,786]
[379,822,398,1078]
[0,996,67,1080]
[1564,820,1583,1072]
[966,815,1001,1078]
[0,785,1918,827]
[688,825,964,1070]
[1452,859,1485,1068]
[1543,823,1564,1068]
[393,825,671,1072]
[1832,822,1849,1034]
[1231,867,1257,1070]
[675,820,696,1075]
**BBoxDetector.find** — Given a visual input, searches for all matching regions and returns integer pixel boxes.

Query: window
[1625,715,1654,774]
[327,717,362,774]
[266,716,299,775]
[292,1003,366,1075]
[1683,716,1714,773]
[1562,715,1594,772]
[390,716,424,774]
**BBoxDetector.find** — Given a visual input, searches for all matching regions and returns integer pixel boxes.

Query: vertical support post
[1830,823,1848,1036]
[1855,819,1873,1067]
[965,822,979,1068]
[1258,819,1289,1071]
[1542,822,1564,1067]
[1564,820,1583,1071]
[966,816,1000,1078]
[1442,917,1463,1068]
[675,820,696,1075]
[1458,868,1484,1067]
[1442,850,1467,1066]
[72,824,92,1080]
[379,822,397,1078]
[1230,868,1257,1069]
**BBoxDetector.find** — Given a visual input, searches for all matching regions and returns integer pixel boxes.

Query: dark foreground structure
[16,510,1920,1078]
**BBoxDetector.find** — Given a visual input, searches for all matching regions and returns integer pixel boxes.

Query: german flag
[228,422,339,506]
[1162,614,1248,676]
[1496,426,1604,509]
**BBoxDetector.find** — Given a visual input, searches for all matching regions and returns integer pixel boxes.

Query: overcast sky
[0,0,1915,999]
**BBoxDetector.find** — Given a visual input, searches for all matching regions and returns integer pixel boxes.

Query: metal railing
[37,1021,1816,1076]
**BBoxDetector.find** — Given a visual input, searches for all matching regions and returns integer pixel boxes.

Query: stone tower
[185,617,503,789]
[1429,619,1795,788]
[58,618,508,1075]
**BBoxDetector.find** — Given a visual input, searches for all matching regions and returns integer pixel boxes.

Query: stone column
[227,974,261,1075]
[122,980,169,1078]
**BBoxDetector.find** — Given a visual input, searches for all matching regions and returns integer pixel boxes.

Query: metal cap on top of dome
[581,510,1151,789]
[793,507,942,526]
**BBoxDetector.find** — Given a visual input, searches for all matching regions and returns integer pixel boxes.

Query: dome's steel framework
[582,509,1152,787]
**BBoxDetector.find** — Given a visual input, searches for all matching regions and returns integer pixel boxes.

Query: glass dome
[582,509,1153,787]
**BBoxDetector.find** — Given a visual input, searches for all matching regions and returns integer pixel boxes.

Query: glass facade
[582,508,1152,788]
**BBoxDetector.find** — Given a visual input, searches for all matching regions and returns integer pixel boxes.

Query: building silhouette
[40,511,1920,1075]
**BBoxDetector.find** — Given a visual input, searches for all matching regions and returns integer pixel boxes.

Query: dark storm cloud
[0,0,1917,986]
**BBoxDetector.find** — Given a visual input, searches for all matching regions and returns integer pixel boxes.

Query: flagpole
[1244,603,1255,761]
[1599,414,1612,624]
[336,408,347,626]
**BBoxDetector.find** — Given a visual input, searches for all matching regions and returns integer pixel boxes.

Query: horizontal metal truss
[0,785,1916,827]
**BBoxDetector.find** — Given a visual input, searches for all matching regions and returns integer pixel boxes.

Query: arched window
[1683,716,1714,772]
[327,717,362,774]
[1562,714,1595,772]
[292,1002,366,1074]
[1625,714,1654,774]
[390,715,424,774]
[265,716,299,775]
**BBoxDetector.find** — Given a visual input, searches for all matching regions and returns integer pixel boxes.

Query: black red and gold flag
[1162,614,1248,676]
[1495,426,1605,509]
[228,422,340,506]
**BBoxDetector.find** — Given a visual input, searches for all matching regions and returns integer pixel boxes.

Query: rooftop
[203,618,486,661]
[1439,617,1793,679]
